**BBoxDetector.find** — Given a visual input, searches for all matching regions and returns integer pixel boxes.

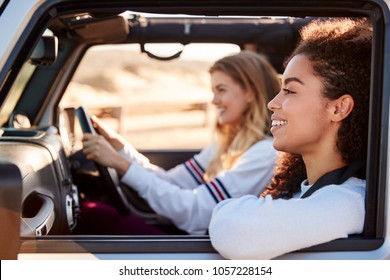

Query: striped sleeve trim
[205,177,231,203]
[184,158,206,184]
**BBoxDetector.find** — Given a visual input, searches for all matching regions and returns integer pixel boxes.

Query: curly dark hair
[262,18,372,199]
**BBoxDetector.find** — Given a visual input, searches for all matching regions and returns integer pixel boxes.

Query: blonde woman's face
[210,70,253,127]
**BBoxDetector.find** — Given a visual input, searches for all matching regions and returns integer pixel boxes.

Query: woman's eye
[283,88,295,95]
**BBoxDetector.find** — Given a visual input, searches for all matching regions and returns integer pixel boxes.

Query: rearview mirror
[30,36,58,65]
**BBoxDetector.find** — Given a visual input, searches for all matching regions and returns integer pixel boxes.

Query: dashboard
[0,126,79,236]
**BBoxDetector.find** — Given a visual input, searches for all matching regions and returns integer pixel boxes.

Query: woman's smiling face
[210,70,252,127]
[268,54,334,155]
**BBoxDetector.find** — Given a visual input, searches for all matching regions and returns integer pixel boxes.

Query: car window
[61,43,240,150]
[0,62,36,126]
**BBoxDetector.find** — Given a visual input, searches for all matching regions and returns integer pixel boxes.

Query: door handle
[21,194,55,236]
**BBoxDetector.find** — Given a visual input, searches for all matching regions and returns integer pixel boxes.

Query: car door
[0,162,22,260]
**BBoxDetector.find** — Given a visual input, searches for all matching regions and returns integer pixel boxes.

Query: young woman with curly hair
[209,18,371,259]
[79,51,280,235]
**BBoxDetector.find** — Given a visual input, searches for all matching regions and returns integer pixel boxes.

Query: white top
[119,137,277,234]
[209,177,366,259]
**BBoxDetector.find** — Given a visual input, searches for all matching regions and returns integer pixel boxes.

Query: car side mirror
[30,36,58,65]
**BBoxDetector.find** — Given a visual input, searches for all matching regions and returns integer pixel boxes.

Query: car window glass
[0,62,36,126]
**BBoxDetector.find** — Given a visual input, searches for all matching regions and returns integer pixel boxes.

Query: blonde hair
[205,51,280,180]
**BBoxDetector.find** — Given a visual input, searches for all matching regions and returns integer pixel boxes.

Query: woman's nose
[267,91,282,111]
[212,94,219,105]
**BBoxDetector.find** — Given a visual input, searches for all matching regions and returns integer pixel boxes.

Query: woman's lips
[270,119,287,133]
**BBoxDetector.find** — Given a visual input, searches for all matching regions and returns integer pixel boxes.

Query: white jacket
[209,177,366,259]
[120,137,277,234]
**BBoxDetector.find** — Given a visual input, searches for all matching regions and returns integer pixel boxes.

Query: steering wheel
[75,106,130,216]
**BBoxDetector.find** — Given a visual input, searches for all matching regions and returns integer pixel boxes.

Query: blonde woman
[81,51,280,234]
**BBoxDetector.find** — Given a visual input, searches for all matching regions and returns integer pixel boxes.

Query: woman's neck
[303,153,347,185]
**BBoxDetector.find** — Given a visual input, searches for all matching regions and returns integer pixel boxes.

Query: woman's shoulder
[219,137,276,173]
[343,177,366,185]
[242,136,276,158]
[338,177,366,195]
[248,136,275,151]
[295,176,366,200]
[310,177,366,202]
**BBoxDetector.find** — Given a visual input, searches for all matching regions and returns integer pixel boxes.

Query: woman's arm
[208,180,366,259]
[120,139,277,234]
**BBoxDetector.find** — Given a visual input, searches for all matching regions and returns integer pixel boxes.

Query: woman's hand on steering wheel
[82,133,131,177]
[75,106,131,216]
[90,115,127,151]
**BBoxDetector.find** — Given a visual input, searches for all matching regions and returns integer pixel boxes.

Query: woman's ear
[245,90,255,103]
[331,94,355,122]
